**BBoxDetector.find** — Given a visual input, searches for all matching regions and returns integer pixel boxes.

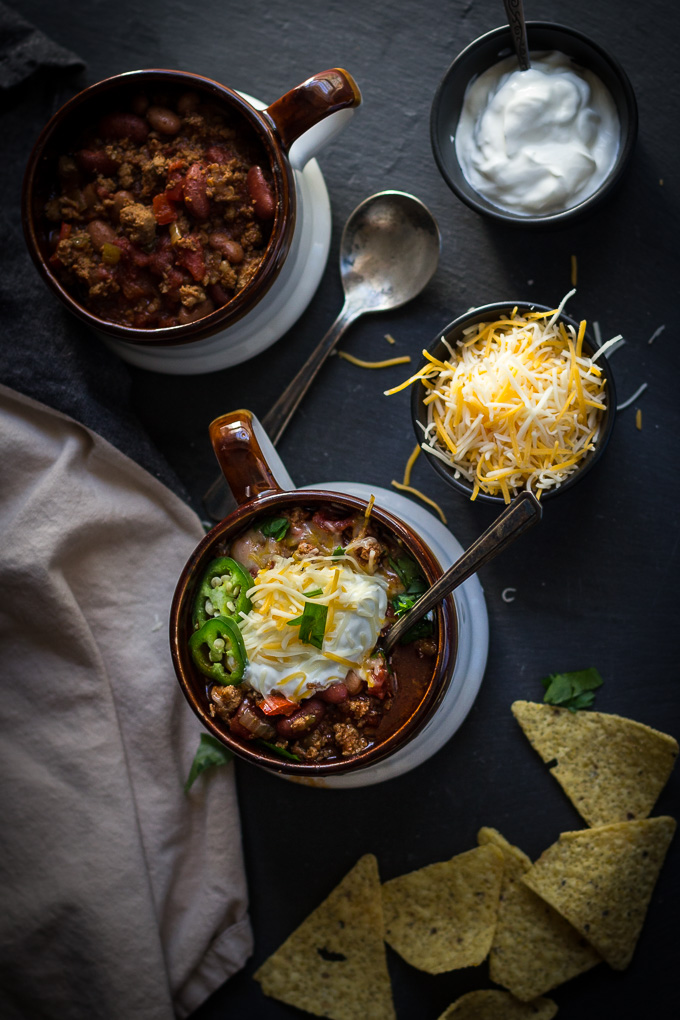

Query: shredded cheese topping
[337,350,411,370]
[238,554,387,702]
[387,309,608,503]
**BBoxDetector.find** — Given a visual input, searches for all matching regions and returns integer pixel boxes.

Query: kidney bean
[146,105,181,136]
[76,149,120,176]
[183,163,210,221]
[86,219,118,251]
[208,231,244,263]
[177,298,215,324]
[246,165,275,220]
[176,91,200,115]
[275,698,325,738]
[209,282,232,305]
[82,182,100,209]
[319,682,349,704]
[205,144,234,165]
[98,112,149,144]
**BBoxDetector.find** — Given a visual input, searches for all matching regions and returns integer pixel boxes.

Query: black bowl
[430,23,638,227]
[410,302,617,505]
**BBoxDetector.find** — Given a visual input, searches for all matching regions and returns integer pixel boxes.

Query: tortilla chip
[254,853,395,1020]
[522,816,676,970]
[477,827,600,1000]
[381,844,504,973]
[511,700,678,827]
[436,988,558,1019]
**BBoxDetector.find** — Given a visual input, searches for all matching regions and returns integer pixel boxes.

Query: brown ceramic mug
[169,410,458,778]
[22,67,361,346]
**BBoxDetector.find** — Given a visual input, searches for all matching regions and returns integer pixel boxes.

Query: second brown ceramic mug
[22,67,361,346]
[170,410,458,778]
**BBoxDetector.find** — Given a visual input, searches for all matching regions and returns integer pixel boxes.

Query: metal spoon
[203,190,441,521]
[502,0,531,72]
[382,491,542,655]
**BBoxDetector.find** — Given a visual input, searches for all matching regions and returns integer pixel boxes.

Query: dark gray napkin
[0,2,84,90]
[0,2,192,506]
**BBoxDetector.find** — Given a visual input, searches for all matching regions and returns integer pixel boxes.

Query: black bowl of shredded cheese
[396,300,617,505]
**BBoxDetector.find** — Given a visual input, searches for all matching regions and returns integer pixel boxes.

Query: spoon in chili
[382,491,542,656]
[203,190,441,521]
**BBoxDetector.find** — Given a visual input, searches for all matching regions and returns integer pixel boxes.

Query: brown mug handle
[209,409,283,506]
[265,68,361,152]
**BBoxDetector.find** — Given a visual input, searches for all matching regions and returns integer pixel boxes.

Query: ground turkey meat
[119,202,157,246]
[211,683,243,721]
[332,722,368,756]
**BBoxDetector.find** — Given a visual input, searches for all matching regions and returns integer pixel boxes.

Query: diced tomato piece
[176,238,205,282]
[58,222,72,242]
[152,192,177,225]
[260,693,298,717]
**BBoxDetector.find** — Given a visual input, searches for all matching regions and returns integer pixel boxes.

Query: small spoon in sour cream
[502,0,531,71]
[382,491,542,655]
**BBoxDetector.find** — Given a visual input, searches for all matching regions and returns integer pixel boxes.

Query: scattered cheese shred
[364,493,376,518]
[402,444,421,487]
[390,480,447,523]
[337,351,411,369]
[384,333,396,345]
[635,408,642,430]
[389,310,609,503]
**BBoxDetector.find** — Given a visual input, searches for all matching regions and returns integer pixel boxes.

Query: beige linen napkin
[0,383,253,1019]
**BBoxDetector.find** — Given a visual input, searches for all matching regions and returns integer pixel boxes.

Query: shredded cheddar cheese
[388,308,609,503]
[337,351,411,369]
[635,408,642,430]
[402,444,421,487]
[390,480,447,524]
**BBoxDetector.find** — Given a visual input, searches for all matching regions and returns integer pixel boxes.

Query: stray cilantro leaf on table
[541,668,604,712]
[184,733,233,792]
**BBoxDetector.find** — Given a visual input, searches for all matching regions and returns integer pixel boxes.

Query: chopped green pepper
[192,556,252,628]
[188,616,247,684]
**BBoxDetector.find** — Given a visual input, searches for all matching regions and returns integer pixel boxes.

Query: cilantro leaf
[184,733,232,792]
[260,516,290,541]
[286,601,328,649]
[389,555,423,588]
[332,546,344,558]
[541,668,604,712]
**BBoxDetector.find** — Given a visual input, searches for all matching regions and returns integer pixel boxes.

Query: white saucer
[284,482,489,789]
[101,97,332,375]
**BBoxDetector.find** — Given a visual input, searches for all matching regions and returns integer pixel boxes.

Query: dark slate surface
[3,1,679,1018]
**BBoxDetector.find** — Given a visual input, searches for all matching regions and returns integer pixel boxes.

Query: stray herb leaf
[286,601,328,649]
[258,740,301,762]
[260,516,290,542]
[332,546,344,558]
[304,588,324,598]
[541,667,604,712]
[389,555,422,589]
[184,733,232,792]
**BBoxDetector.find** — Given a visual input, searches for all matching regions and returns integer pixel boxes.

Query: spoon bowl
[203,190,440,520]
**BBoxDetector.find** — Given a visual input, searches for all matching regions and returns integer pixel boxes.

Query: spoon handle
[382,490,542,654]
[202,300,359,520]
[503,0,531,72]
[262,299,360,445]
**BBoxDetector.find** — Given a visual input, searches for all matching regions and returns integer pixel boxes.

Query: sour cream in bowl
[431,23,637,226]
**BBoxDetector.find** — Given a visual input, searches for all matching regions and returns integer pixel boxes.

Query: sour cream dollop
[454,51,620,215]
[238,554,388,703]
